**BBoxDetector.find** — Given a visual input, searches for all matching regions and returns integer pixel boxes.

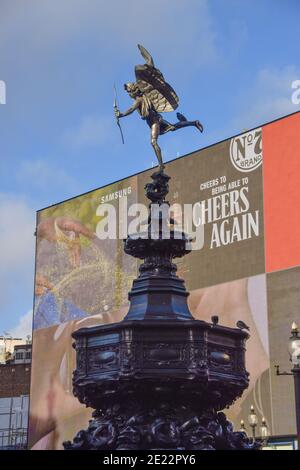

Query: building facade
[0,344,31,449]
[29,112,300,449]
[0,337,26,364]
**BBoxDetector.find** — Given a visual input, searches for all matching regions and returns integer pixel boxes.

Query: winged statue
[114,44,203,170]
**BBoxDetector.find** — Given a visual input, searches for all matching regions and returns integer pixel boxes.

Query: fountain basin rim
[72,319,249,340]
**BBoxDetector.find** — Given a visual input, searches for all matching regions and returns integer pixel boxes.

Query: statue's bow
[113,84,125,144]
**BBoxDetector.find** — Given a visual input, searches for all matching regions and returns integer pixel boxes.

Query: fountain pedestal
[64,170,260,450]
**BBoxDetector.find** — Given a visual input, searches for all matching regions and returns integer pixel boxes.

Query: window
[16,352,23,360]
[25,352,31,359]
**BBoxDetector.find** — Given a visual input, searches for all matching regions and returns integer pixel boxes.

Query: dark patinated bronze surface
[64,170,260,450]
[114,45,203,170]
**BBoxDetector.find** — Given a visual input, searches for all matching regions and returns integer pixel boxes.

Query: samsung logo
[100,186,132,204]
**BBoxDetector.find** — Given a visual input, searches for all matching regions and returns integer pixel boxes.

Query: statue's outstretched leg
[172,113,203,133]
[151,123,165,171]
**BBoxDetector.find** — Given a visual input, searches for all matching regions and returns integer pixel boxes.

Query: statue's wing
[135,45,179,113]
[137,44,154,67]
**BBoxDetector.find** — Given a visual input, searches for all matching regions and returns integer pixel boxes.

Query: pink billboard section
[263,112,300,273]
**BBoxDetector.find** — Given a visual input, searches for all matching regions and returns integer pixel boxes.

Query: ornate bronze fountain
[64,169,259,450]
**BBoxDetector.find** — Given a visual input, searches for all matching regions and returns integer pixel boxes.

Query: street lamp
[241,409,269,443]
[239,419,247,434]
[288,322,300,366]
[248,405,258,440]
[260,417,270,440]
[275,321,300,449]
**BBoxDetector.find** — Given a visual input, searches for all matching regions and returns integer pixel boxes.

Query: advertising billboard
[29,111,300,449]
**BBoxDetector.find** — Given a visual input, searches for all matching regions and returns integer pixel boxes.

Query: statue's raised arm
[114,44,203,171]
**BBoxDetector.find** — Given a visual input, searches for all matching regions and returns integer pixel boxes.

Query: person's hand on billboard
[37,216,95,242]
[37,217,96,267]
[35,273,54,296]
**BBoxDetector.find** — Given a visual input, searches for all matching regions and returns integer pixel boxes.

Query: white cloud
[16,159,78,194]
[233,65,300,130]
[0,0,218,69]
[0,193,35,318]
[63,115,113,149]
[0,193,35,270]
[10,310,33,340]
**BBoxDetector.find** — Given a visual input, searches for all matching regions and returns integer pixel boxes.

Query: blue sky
[0,0,299,337]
